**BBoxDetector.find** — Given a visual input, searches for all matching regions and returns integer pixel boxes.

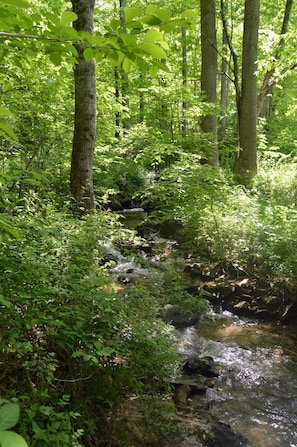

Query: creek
[112,211,297,447]
[176,311,297,447]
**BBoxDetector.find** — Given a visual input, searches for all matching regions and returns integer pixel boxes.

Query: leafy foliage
[1,0,297,446]
[0,403,28,447]
[0,203,179,446]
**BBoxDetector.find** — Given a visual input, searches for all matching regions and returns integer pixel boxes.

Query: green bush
[0,206,179,446]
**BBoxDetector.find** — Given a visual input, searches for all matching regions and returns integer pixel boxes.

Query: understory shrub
[0,206,178,446]
[141,157,297,285]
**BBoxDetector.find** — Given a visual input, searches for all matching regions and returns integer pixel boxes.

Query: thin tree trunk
[200,0,219,166]
[257,0,294,116]
[139,73,145,123]
[182,26,188,134]
[70,0,96,209]
[119,0,130,132]
[219,16,229,140]
[234,0,260,176]
[220,0,240,117]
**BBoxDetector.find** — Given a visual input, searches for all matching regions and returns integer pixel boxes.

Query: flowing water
[176,310,297,447]
[110,213,297,446]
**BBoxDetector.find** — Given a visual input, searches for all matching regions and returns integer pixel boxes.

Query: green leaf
[108,50,124,67]
[2,0,30,8]
[144,29,163,42]
[0,121,17,141]
[0,295,13,308]
[138,42,166,59]
[180,9,197,18]
[49,52,62,66]
[132,55,149,71]
[119,32,136,46]
[151,59,170,72]
[149,65,158,77]
[0,404,20,430]
[152,9,171,23]
[0,430,28,447]
[60,11,77,26]
[146,5,157,15]
[0,219,20,239]
[125,8,142,22]
[141,15,162,26]
[109,19,120,30]
[122,57,133,72]
[158,40,169,50]
[83,48,94,61]
[160,19,189,31]
[124,20,143,31]
[0,107,13,117]
[58,26,79,39]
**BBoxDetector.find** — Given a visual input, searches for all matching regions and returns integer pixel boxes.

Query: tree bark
[70,0,96,209]
[181,26,188,134]
[200,0,219,166]
[257,0,294,117]
[234,0,260,176]
[220,0,240,118]
[219,17,229,140]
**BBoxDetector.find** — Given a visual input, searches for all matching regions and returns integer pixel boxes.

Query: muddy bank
[104,395,249,447]
[185,260,297,322]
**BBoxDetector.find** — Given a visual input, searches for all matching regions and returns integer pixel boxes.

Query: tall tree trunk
[200,0,219,166]
[114,0,130,138]
[70,0,96,209]
[234,0,260,176]
[219,19,229,140]
[181,26,188,134]
[139,73,145,123]
[220,0,240,119]
[257,0,294,117]
[119,0,130,132]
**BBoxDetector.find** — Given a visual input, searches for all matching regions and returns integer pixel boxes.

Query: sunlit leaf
[0,121,17,141]
[152,9,171,23]
[138,42,167,59]
[160,19,188,31]
[141,15,162,26]
[58,26,79,39]
[180,9,197,18]
[125,8,142,22]
[0,404,19,430]
[144,29,163,42]
[0,430,28,447]
[83,47,94,61]
[119,32,136,46]
[158,40,169,50]
[151,59,170,72]
[124,20,143,32]
[2,0,30,8]
[108,50,124,67]
[146,5,157,15]
[122,57,133,72]
[60,11,77,26]
[109,19,120,30]
[149,65,158,77]
[0,107,13,117]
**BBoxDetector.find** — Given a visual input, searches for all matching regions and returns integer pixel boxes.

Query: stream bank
[103,214,297,447]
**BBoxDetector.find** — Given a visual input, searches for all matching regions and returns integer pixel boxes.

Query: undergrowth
[141,153,297,285]
[0,201,179,446]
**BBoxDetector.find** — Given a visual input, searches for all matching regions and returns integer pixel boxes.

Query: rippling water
[176,311,297,447]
